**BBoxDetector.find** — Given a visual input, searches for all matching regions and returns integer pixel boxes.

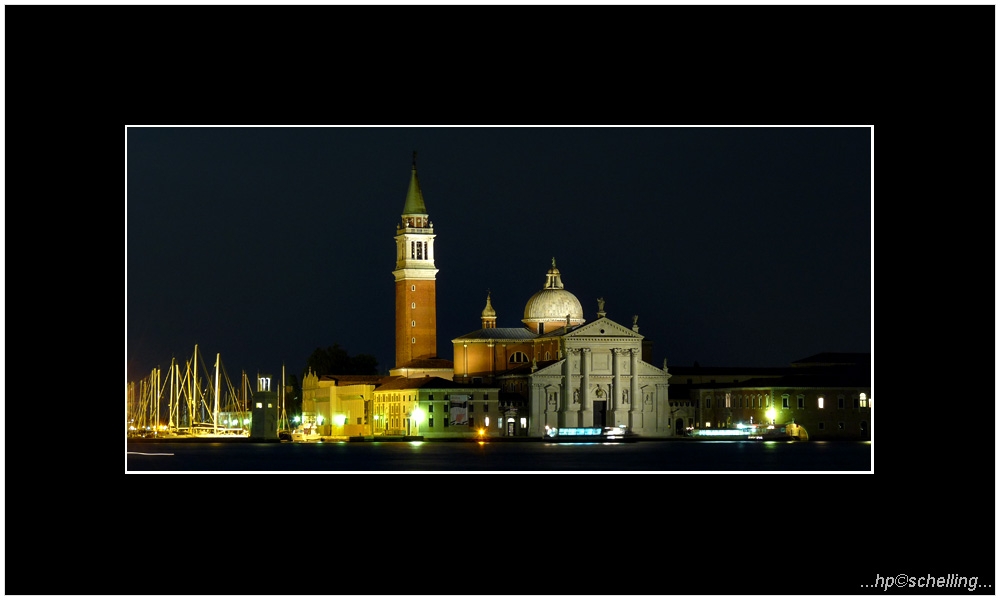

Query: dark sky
[126,126,871,385]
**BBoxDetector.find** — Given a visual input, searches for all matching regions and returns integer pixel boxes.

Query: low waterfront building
[668,352,872,440]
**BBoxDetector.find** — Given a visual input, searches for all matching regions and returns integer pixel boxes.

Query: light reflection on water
[126,439,872,472]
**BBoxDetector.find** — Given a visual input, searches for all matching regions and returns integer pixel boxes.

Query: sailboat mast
[192,344,199,428]
[169,358,177,430]
[154,367,161,436]
[214,353,221,434]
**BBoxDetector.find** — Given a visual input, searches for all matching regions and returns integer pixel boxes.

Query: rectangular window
[838,422,845,430]
[443,419,448,428]
[482,403,488,413]
[853,398,859,409]
[706,398,712,409]
[429,418,434,428]
[838,397,845,409]
[357,417,362,425]
[469,404,474,412]
[725,393,731,408]
[818,422,825,430]
[797,397,804,409]
[818,397,825,409]
[782,397,789,409]
[469,417,475,428]
[484,393,489,400]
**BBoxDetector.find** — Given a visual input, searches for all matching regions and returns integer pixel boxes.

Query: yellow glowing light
[766,407,777,422]
[412,407,425,422]
[334,414,347,426]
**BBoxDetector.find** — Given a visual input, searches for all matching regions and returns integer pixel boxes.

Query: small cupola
[481,292,497,329]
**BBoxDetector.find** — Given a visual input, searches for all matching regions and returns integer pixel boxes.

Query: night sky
[126,126,871,386]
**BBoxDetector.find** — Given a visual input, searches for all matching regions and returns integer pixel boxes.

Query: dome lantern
[522,258,585,335]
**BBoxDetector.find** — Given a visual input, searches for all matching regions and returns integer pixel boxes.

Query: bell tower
[393,152,438,368]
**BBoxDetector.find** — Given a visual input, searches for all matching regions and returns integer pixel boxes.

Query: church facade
[452,260,673,437]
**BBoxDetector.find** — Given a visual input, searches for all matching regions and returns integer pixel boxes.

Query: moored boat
[686,422,808,441]
[543,425,637,443]
[290,421,322,442]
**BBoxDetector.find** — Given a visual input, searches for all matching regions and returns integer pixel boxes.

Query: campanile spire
[393,154,439,368]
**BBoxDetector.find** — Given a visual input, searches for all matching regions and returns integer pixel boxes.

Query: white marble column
[561,349,579,427]
[629,348,640,431]
[581,348,592,427]
[613,348,629,428]
[531,383,544,436]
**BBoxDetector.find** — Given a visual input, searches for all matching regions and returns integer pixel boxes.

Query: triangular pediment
[563,317,643,340]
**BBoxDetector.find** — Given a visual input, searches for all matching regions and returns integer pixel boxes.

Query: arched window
[510,351,528,363]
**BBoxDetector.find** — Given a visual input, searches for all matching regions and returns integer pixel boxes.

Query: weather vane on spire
[551,257,556,268]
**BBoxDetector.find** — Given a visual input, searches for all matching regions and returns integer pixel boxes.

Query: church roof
[453,328,538,341]
[402,153,427,215]
[790,352,870,367]
[538,324,584,338]
[394,357,455,369]
[318,374,389,385]
[376,375,462,391]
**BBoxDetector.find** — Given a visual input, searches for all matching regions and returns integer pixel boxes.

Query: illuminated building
[391,153,442,372]
[668,353,872,440]
[451,263,674,437]
[301,155,677,439]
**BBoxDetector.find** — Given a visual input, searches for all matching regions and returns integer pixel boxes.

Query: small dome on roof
[481,292,496,318]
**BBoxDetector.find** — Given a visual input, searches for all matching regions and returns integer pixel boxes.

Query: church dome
[522,259,585,331]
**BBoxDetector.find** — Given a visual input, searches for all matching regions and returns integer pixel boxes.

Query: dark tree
[305,344,379,377]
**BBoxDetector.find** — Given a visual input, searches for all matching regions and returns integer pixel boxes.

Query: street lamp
[412,407,425,436]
